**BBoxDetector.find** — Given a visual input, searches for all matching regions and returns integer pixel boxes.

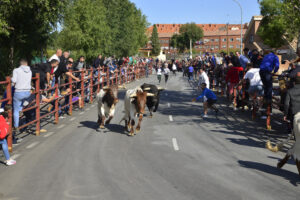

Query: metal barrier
[0,63,152,152]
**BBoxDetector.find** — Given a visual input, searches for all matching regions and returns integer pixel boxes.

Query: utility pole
[232,0,243,55]
[190,39,192,59]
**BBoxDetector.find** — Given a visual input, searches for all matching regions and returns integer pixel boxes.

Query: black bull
[140,83,164,117]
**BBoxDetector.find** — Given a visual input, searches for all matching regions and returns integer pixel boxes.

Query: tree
[0,0,66,79]
[150,24,160,56]
[170,23,203,52]
[258,0,300,50]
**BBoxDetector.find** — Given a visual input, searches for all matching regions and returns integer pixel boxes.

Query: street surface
[0,73,299,200]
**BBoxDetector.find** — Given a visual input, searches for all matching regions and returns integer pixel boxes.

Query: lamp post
[232,0,243,55]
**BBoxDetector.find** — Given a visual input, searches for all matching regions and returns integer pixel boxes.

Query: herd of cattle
[96,83,164,136]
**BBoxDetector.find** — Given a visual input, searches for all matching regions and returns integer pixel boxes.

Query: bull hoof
[100,125,105,129]
[136,128,140,132]
[105,121,110,125]
[128,132,134,136]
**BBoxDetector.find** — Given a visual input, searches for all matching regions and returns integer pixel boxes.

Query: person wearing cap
[192,83,218,118]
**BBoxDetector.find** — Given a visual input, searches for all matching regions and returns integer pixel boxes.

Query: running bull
[96,86,119,129]
[140,83,164,117]
[122,87,155,136]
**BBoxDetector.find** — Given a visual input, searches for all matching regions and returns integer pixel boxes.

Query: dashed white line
[167,103,171,108]
[44,132,54,138]
[169,115,173,122]
[11,154,21,160]
[172,138,179,151]
[57,124,65,129]
[26,142,39,149]
[70,117,76,121]
[274,121,282,125]
[79,112,84,115]
[91,104,95,108]
[86,108,90,111]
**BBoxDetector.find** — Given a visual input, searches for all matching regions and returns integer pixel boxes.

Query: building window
[236,45,240,48]
[199,46,203,49]
[215,39,219,42]
[222,38,227,42]
[229,45,234,48]
[230,38,234,42]
[236,38,240,41]
[204,39,210,43]
[205,45,209,49]
[222,45,226,48]
[211,39,214,42]
[250,34,254,43]
[215,46,219,49]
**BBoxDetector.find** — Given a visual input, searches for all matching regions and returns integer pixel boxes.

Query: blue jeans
[0,139,10,160]
[13,91,31,128]
[259,71,273,101]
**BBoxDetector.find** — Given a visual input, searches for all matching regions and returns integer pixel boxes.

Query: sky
[130,0,261,25]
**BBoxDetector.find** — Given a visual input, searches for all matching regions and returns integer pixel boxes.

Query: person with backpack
[0,106,16,166]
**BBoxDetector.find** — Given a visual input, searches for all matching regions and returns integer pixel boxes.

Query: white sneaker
[202,114,208,118]
[6,159,16,166]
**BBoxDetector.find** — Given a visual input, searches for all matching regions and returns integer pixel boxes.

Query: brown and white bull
[122,87,154,136]
[96,86,119,129]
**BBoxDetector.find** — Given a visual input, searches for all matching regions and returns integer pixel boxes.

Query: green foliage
[170,23,203,52]
[0,0,66,80]
[150,24,160,56]
[258,0,300,49]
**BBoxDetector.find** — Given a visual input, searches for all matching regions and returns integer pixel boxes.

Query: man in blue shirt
[188,64,194,81]
[259,50,279,102]
[192,83,218,118]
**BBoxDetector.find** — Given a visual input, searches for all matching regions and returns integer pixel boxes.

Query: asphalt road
[0,73,299,200]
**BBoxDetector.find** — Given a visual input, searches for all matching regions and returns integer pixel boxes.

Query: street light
[232,0,243,55]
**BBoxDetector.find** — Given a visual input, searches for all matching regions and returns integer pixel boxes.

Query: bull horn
[157,87,164,91]
[143,87,151,91]
[118,85,126,89]
[147,93,155,97]
[266,140,280,152]
[130,93,137,98]
[102,86,109,90]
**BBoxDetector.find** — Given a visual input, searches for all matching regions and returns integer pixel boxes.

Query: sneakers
[5,159,16,166]
[202,114,208,118]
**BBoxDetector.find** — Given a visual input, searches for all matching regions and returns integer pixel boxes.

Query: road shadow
[238,160,300,186]
[103,124,126,135]
[78,120,99,131]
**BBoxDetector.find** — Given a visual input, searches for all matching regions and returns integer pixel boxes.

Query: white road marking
[70,117,76,121]
[79,112,84,115]
[169,115,173,122]
[167,103,171,107]
[11,154,21,160]
[172,138,179,151]
[165,93,168,96]
[57,124,65,129]
[86,108,90,111]
[44,132,54,138]
[274,121,282,125]
[26,141,39,149]
[91,104,95,108]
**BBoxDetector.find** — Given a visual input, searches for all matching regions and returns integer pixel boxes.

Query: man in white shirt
[244,64,263,97]
[198,68,210,90]
[49,49,62,63]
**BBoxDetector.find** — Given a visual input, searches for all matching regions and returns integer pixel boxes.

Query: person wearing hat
[192,83,219,118]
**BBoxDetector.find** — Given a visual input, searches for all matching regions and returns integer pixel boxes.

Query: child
[0,107,16,166]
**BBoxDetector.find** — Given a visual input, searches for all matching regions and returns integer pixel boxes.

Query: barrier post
[115,70,118,86]
[106,68,110,87]
[89,69,93,103]
[233,87,237,108]
[54,83,59,124]
[69,70,73,115]
[101,67,104,89]
[35,74,41,136]
[6,76,13,152]
[81,70,85,108]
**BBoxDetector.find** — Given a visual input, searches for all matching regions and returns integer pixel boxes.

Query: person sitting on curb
[192,83,219,118]
[0,106,16,166]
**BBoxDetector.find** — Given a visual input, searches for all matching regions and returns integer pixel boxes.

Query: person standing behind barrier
[49,49,62,63]
[11,59,32,140]
[259,50,279,105]
[0,108,16,165]
[172,62,177,76]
